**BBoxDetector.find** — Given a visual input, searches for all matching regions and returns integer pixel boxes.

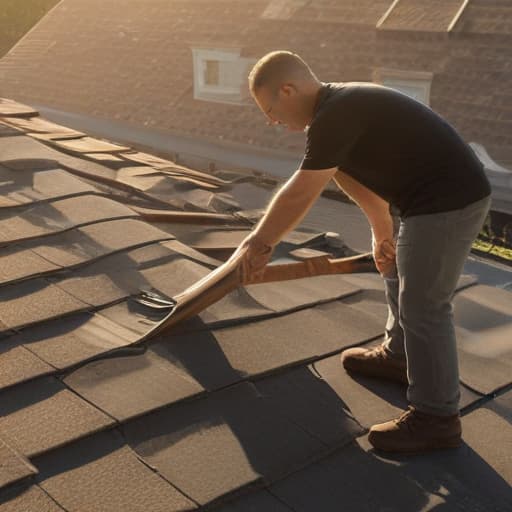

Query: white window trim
[192,47,247,102]
[373,68,433,105]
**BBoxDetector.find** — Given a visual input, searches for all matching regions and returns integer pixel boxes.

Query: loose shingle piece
[0,195,136,245]
[28,218,172,269]
[0,99,37,118]
[52,136,130,154]
[10,313,139,370]
[2,116,84,137]
[0,166,96,205]
[0,103,509,511]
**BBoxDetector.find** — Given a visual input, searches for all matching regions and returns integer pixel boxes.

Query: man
[236,50,491,453]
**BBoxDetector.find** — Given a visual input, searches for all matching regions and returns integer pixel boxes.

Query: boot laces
[396,407,422,432]
[372,345,388,359]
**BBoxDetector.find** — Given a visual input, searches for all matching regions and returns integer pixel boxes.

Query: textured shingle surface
[122,382,332,505]
[0,343,55,391]
[271,434,512,511]
[11,313,139,370]
[0,377,114,457]
[34,430,196,512]
[0,279,88,331]
[63,347,205,421]
[454,284,512,394]
[0,439,37,490]
[0,485,65,512]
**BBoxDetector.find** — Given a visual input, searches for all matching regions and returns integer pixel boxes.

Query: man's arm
[250,167,338,247]
[332,168,394,242]
[332,168,396,276]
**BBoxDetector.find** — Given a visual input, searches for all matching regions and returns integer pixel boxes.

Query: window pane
[219,60,239,88]
[204,60,219,85]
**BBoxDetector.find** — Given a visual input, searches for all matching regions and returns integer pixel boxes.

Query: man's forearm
[251,181,320,247]
[333,169,394,241]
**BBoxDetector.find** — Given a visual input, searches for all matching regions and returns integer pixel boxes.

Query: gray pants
[381,194,492,416]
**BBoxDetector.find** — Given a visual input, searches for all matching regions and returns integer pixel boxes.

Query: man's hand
[372,237,396,278]
[237,234,274,284]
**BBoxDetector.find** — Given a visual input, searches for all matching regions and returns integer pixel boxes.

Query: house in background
[0,0,510,223]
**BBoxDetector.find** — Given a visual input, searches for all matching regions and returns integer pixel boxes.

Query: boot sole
[344,364,408,385]
[369,435,463,455]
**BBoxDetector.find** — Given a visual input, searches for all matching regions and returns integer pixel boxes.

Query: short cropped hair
[248,51,318,94]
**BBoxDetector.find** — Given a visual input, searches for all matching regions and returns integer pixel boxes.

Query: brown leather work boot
[368,406,462,454]
[340,344,408,385]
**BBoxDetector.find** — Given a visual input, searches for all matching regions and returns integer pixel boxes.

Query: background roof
[0,0,511,169]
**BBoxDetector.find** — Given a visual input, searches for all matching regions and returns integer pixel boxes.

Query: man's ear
[280,83,297,98]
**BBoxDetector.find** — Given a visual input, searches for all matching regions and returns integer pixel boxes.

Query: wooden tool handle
[247,252,375,284]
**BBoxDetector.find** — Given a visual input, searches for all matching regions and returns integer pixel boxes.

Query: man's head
[248,51,322,132]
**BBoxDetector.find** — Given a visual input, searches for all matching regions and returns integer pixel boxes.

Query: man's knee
[398,292,453,330]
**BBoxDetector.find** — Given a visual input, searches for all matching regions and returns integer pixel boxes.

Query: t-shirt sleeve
[299,103,364,171]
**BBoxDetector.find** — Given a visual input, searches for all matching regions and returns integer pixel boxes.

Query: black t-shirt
[300,82,491,218]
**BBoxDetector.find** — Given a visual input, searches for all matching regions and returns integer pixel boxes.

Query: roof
[0,98,511,511]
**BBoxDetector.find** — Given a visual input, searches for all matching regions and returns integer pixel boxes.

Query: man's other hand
[372,237,396,278]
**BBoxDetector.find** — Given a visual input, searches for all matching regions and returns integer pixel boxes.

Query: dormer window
[192,48,253,104]
[373,68,433,105]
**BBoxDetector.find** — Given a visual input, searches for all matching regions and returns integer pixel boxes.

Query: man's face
[253,84,305,132]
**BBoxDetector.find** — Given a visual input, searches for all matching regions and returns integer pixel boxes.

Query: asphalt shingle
[0,166,96,205]
[461,390,512,489]
[0,279,88,331]
[0,438,37,490]
[51,136,130,154]
[10,312,139,370]
[0,245,60,284]
[30,218,173,268]
[0,377,114,458]
[63,344,205,422]
[214,490,293,511]
[0,195,136,245]
[244,274,360,312]
[272,432,512,512]
[0,484,65,512]
[0,343,55,391]
[123,382,331,505]
[34,430,196,512]
[255,366,365,448]
[454,284,512,394]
